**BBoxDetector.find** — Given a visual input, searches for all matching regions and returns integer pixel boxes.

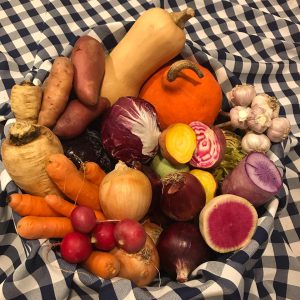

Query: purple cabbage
[101,97,161,165]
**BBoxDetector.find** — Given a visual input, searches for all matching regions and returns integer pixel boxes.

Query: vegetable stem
[167,60,204,82]
[170,8,195,29]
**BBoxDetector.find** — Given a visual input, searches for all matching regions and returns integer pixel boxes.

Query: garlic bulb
[228,84,256,107]
[241,131,271,153]
[251,93,280,119]
[266,117,291,143]
[229,106,252,129]
[246,106,271,133]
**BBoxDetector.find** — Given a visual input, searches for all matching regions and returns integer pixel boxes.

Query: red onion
[157,222,211,282]
[160,172,206,221]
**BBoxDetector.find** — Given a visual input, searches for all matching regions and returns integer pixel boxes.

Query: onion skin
[160,172,206,221]
[111,235,159,287]
[99,161,152,221]
[157,222,210,283]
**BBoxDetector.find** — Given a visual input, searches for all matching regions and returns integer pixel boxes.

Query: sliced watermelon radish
[189,121,226,169]
[221,151,283,207]
[199,194,258,253]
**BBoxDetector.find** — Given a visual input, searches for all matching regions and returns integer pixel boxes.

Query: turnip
[221,151,283,207]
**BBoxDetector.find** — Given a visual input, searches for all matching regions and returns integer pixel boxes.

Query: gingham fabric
[1,0,300,299]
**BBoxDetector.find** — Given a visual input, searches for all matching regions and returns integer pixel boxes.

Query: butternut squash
[100,7,195,104]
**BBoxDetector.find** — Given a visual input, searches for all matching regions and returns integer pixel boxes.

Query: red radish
[221,151,283,207]
[60,231,92,264]
[189,121,226,169]
[114,219,147,253]
[199,194,258,253]
[157,222,211,283]
[92,221,117,251]
[160,172,206,221]
[70,206,97,233]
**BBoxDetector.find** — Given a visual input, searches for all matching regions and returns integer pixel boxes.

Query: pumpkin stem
[167,60,204,82]
[169,8,195,29]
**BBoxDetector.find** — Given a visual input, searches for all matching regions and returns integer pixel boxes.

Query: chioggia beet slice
[199,194,258,253]
[221,151,283,207]
[189,121,226,169]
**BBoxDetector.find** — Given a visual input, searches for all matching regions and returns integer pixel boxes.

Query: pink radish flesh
[207,202,254,249]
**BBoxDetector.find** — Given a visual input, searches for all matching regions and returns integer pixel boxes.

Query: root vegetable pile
[3,6,290,289]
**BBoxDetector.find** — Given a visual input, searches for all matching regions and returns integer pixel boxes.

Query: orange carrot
[16,216,73,239]
[44,195,105,221]
[44,195,76,218]
[46,154,101,210]
[82,251,120,279]
[94,210,106,221]
[80,161,106,186]
[8,193,61,217]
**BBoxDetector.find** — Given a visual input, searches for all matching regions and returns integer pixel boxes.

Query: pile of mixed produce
[2,6,291,287]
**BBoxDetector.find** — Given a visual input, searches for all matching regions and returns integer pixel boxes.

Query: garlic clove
[251,93,280,119]
[246,105,271,133]
[229,106,252,129]
[266,117,291,143]
[229,84,256,107]
[241,131,271,153]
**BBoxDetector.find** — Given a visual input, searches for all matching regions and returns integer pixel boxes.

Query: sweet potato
[71,35,105,106]
[52,97,110,139]
[38,56,74,128]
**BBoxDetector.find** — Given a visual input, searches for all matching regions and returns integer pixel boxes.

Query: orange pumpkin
[139,59,223,129]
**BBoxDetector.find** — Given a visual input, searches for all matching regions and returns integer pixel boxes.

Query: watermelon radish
[221,151,283,207]
[199,194,258,253]
[189,121,226,169]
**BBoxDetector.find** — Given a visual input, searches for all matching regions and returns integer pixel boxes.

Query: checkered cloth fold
[1,1,299,299]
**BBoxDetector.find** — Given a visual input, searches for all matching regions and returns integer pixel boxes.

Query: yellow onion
[111,235,160,287]
[99,161,152,221]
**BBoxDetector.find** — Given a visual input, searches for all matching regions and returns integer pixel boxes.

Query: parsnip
[1,121,64,197]
[10,81,42,124]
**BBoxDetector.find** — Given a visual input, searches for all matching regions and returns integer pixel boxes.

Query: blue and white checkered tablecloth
[1,1,300,299]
